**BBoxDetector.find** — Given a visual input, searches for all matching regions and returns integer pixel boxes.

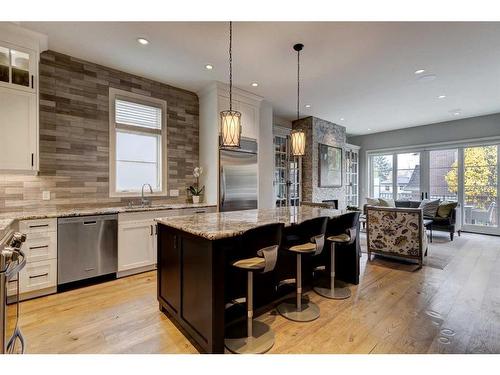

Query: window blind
[115,99,162,130]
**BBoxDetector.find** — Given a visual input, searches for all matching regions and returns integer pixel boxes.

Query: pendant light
[290,43,306,157]
[220,21,242,148]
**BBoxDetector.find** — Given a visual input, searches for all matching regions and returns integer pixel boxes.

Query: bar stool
[277,216,328,322]
[314,212,360,299]
[225,222,284,354]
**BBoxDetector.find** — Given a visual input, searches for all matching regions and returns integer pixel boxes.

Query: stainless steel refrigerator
[219,139,258,212]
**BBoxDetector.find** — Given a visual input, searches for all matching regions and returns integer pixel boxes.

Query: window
[429,149,458,201]
[109,89,167,196]
[370,154,393,199]
[396,152,420,200]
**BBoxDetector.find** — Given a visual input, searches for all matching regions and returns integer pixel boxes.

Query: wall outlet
[42,191,51,201]
[169,189,179,197]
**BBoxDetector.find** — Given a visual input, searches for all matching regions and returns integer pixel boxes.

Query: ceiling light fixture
[414,69,425,74]
[438,95,446,99]
[340,117,345,121]
[137,38,149,45]
[417,74,437,82]
[290,43,306,157]
[251,82,258,87]
[305,104,311,108]
[220,22,242,148]
[205,64,214,70]
[367,128,371,131]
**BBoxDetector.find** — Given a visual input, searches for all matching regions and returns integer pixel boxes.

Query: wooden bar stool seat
[224,223,283,354]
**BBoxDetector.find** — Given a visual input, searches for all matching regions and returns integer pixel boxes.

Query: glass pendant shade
[220,110,242,147]
[290,129,306,156]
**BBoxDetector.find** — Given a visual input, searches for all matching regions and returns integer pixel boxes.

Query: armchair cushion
[437,201,458,218]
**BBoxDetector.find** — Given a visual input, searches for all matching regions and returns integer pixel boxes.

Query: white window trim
[109,88,168,197]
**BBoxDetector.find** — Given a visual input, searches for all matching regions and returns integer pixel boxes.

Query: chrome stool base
[277,297,320,322]
[314,285,351,300]
[225,320,275,354]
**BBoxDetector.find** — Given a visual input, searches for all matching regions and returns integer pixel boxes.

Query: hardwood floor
[8,232,500,354]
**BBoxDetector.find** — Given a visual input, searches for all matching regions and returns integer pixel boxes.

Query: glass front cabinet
[0,25,43,173]
[273,126,301,207]
[345,143,360,208]
[0,43,36,92]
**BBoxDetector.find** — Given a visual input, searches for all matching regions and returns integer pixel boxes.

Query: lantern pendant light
[290,43,306,157]
[220,21,242,148]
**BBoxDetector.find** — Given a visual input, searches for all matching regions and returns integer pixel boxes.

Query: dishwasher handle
[58,214,118,225]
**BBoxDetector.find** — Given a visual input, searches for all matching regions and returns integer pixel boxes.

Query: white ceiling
[19,22,500,135]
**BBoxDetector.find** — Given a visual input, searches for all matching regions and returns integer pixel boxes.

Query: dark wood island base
[156,208,360,353]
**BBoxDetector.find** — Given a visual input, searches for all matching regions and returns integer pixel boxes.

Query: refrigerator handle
[220,166,226,207]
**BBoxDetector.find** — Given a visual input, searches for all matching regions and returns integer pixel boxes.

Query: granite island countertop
[0,203,216,240]
[155,206,342,240]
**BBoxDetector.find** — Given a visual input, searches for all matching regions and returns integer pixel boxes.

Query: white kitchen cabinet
[237,99,259,140]
[0,86,37,172]
[117,206,216,277]
[0,24,47,174]
[9,218,58,301]
[118,219,156,273]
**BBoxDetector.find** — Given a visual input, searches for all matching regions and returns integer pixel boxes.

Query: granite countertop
[155,206,342,240]
[0,203,216,241]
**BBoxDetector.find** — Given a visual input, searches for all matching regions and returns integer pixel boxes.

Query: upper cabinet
[0,23,47,174]
[0,44,36,92]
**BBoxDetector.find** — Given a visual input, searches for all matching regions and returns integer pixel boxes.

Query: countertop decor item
[220,21,242,148]
[188,166,205,203]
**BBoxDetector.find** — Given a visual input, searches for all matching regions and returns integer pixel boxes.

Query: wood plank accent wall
[0,50,199,213]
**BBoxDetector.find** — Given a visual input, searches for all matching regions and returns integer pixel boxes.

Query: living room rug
[359,231,458,270]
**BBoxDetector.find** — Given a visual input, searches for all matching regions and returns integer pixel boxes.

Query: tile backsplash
[0,50,199,213]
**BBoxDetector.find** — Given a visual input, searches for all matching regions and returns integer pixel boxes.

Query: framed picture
[318,143,343,187]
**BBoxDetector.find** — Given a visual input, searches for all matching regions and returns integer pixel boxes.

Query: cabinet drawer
[181,207,217,215]
[19,218,57,234]
[23,231,57,262]
[20,259,57,293]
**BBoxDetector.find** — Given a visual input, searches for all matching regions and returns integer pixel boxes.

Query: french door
[369,144,500,235]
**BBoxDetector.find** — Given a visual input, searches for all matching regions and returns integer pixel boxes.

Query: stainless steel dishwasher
[58,214,118,286]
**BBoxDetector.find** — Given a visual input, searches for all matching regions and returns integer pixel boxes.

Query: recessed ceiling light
[449,108,461,116]
[305,104,311,108]
[137,38,149,45]
[367,128,372,131]
[205,64,214,70]
[414,69,426,74]
[438,95,446,99]
[417,74,437,82]
[340,117,345,121]
[251,82,259,87]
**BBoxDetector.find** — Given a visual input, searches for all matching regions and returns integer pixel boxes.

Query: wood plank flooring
[7,232,500,354]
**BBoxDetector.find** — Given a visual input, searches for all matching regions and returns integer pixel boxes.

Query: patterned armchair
[366,206,428,268]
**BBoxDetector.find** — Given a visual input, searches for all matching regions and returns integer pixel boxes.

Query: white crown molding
[198,81,264,104]
[0,22,48,52]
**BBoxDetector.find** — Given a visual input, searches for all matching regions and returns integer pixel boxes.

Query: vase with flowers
[188,166,205,204]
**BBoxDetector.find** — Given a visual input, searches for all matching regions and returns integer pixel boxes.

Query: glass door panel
[429,149,458,201]
[396,152,420,200]
[462,145,498,230]
[0,46,9,83]
[11,49,30,87]
[371,154,393,199]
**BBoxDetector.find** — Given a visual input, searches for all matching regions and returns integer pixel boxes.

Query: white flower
[193,166,203,178]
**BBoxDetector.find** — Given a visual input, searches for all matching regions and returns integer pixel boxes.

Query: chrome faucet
[141,183,153,207]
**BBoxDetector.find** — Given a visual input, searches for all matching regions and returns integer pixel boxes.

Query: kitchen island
[155,207,361,353]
